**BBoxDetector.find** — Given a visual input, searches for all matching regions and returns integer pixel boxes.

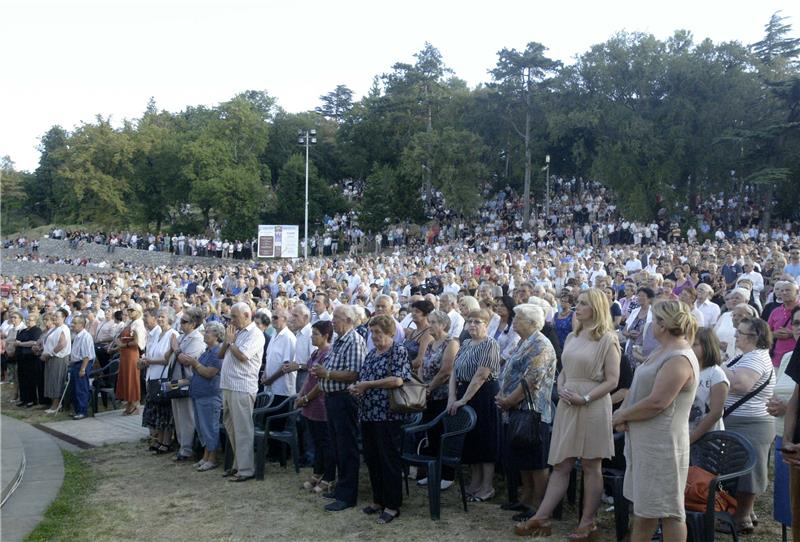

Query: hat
[127,302,143,313]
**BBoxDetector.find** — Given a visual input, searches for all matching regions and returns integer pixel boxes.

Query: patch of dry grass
[39,439,783,542]
[1,381,119,425]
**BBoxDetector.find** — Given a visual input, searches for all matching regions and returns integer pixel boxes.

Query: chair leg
[223,435,233,472]
[255,436,266,480]
[457,466,468,512]
[427,462,441,520]
[403,464,410,496]
[290,438,300,474]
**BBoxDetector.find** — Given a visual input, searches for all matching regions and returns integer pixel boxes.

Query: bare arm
[613,357,694,425]
[424,340,458,392]
[722,366,761,395]
[412,332,434,371]
[689,381,729,444]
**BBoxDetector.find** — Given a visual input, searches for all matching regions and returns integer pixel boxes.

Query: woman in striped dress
[447,309,501,502]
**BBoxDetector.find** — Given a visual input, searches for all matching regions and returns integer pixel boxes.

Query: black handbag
[164,353,191,400]
[508,380,541,450]
[146,363,171,405]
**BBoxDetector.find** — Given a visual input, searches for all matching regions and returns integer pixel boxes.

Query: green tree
[491,42,561,223]
[0,156,33,232]
[30,125,69,222]
[316,85,354,122]
[273,154,345,229]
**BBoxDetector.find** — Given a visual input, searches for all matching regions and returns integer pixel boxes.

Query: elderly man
[366,295,405,350]
[695,283,721,328]
[311,305,365,512]
[69,315,95,420]
[219,302,265,482]
[260,309,296,404]
[439,292,464,340]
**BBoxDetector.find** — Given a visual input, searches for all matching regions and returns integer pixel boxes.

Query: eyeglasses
[734,330,756,337]
[466,319,485,325]
[793,320,800,326]
[180,319,190,324]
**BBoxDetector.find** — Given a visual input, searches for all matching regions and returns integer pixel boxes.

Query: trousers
[69,360,93,415]
[222,389,255,477]
[325,392,360,505]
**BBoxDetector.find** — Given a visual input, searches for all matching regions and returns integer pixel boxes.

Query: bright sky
[3,0,798,172]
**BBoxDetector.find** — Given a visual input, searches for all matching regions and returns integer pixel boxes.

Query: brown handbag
[389,372,427,412]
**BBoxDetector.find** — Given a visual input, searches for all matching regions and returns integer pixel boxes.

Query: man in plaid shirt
[311,304,365,511]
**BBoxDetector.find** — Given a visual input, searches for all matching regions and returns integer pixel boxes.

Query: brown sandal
[514,517,552,537]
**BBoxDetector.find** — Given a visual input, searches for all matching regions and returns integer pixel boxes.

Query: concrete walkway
[39,408,149,448]
[1,416,64,542]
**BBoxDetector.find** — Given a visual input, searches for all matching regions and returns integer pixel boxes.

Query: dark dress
[16,326,43,404]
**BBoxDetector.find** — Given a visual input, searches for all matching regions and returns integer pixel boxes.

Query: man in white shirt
[286,304,315,391]
[219,303,265,481]
[695,283,720,328]
[739,260,764,306]
[261,309,297,401]
[312,294,332,323]
[440,292,464,339]
[69,315,95,419]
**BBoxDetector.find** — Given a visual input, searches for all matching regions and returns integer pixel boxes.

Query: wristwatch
[583,394,591,405]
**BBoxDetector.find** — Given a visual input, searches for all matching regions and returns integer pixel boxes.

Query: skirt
[458,380,499,465]
[44,356,69,399]
[724,415,775,494]
[504,419,552,472]
[142,388,174,432]
[116,346,141,403]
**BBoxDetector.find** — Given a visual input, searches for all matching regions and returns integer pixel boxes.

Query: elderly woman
[723,303,761,361]
[417,309,459,489]
[495,304,557,520]
[176,320,224,471]
[295,320,336,494]
[721,317,776,533]
[170,307,206,461]
[448,308,501,502]
[713,288,750,358]
[111,303,147,415]
[349,315,411,524]
[42,308,71,414]
[456,296,481,343]
[612,300,699,542]
[15,313,44,407]
[516,289,620,539]
[140,307,179,454]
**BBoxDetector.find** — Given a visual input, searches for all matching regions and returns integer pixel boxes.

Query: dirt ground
[56,439,781,542]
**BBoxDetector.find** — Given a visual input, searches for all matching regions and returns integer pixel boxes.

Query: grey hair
[292,303,311,319]
[232,302,252,317]
[334,304,358,323]
[513,304,545,331]
[375,294,393,305]
[428,309,451,333]
[733,303,759,319]
[526,296,553,312]
[72,314,87,326]
[183,306,204,328]
[204,321,226,342]
[459,296,480,312]
[696,283,713,295]
[157,306,177,324]
[440,292,457,305]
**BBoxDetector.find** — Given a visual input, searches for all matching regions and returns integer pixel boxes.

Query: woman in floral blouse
[349,315,412,524]
[495,304,558,521]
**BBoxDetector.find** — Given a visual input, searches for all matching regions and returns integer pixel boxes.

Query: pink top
[301,346,331,422]
[768,304,798,367]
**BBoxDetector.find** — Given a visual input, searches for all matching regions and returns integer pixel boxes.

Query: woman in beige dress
[612,300,699,542]
[515,288,620,540]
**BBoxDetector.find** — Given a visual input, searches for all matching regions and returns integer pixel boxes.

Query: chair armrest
[265,409,301,431]
[402,417,439,437]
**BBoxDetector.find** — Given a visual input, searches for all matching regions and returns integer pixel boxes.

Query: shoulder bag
[164,352,191,400]
[508,380,542,449]
[388,349,427,413]
[723,366,773,419]
[145,362,172,405]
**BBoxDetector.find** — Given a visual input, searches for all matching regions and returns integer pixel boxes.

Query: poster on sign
[257,225,299,258]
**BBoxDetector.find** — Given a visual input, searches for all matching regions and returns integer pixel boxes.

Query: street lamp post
[298,129,317,258]
[545,154,551,221]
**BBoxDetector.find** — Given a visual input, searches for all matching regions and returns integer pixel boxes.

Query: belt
[326,389,350,396]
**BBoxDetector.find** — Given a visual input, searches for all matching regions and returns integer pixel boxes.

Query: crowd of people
[2,224,800,539]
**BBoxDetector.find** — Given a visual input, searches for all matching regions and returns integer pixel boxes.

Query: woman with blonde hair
[516,288,620,539]
[612,300,699,542]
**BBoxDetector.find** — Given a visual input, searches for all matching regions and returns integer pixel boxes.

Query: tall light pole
[298,129,316,258]
[545,154,551,220]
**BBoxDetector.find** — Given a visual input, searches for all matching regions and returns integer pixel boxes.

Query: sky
[3,0,799,172]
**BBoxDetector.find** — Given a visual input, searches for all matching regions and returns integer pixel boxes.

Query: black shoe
[322,491,337,499]
[500,501,528,512]
[15,401,25,407]
[512,508,535,522]
[325,500,354,512]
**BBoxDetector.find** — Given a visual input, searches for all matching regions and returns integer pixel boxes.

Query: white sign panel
[257,225,299,258]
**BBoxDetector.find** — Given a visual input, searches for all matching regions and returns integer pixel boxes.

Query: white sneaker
[440,480,454,490]
[45,409,57,414]
[416,477,428,487]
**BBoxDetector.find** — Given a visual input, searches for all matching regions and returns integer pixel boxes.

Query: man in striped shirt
[219,302,265,482]
[311,304,365,511]
[69,315,95,420]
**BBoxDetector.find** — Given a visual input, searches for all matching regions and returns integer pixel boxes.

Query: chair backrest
[255,390,274,409]
[690,430,756,494]
[440,405,477,462]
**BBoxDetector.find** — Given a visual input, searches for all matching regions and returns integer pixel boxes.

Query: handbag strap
[520,379,535,411]
[723,368,773,418]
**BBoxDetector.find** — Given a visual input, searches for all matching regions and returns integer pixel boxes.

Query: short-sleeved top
[453,338,500,383]
[15,326,41,357]
[321,328,365,393]
[357,343,412,422]
[724,349,775,417]
[190,346,222,398]
[300,346,331,422]
[784,345,800,442]
[145,326,178,380]
[689,365,729,431]
[422,338,453,401]
[500,331,557,423]
[554,312,573,349]
[220,322,265,395]
[768,305,798,366]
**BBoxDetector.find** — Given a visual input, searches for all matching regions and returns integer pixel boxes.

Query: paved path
[40,408,149,448]
[1,416,64,542]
